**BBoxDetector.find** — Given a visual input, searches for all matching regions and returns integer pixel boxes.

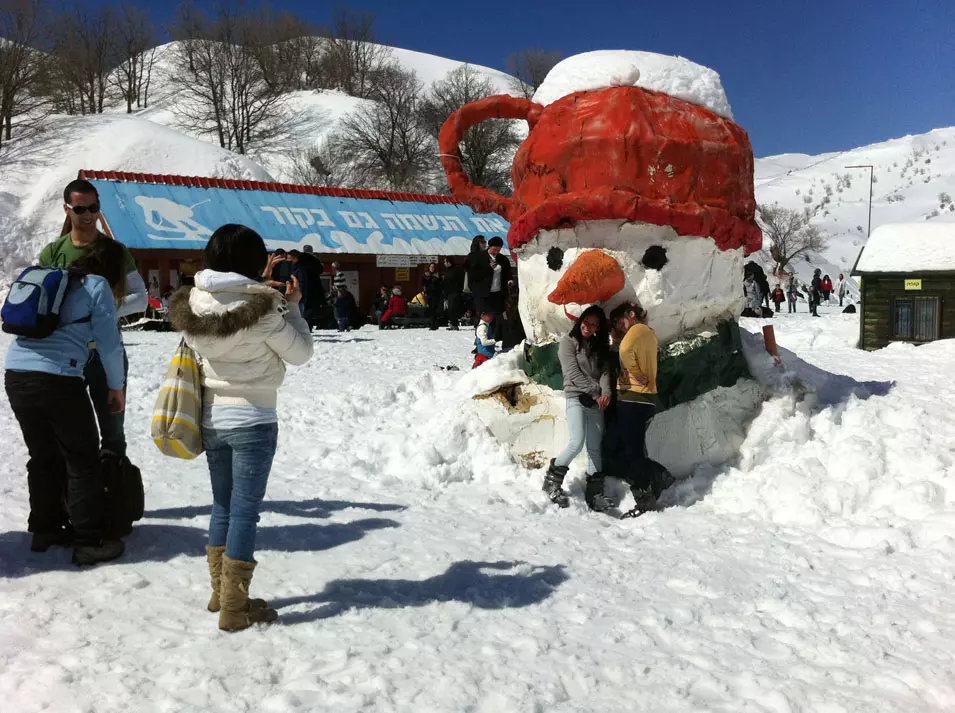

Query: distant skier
[771,285,785,313]
[837,273,847,307]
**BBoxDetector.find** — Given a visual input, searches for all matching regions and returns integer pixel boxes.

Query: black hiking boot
[31,526,75,553]
[542,459,570,508]
[584,473,612,513]
[620,489,659,519]
[72,539,125,566]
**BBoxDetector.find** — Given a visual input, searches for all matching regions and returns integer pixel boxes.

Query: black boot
[584,473,611,512]
[620,488,659,519]
[72,538,125,566]
[542,459,569,508]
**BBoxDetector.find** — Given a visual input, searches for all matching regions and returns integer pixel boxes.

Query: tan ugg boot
[207,546,268,613]
[218,555,278,632]
[206,545,226,612]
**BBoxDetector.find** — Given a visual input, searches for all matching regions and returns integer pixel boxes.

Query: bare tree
[506,48,561,99]
[286,142,354,187]
[49,1,117,115]
[320,7,391,98]
[241,7,320,93]
[170,4,288,155]
[111,3,157,113]
[421,64,519,195]
[757,203,828,274]
[169,0,206,74]
[335,65,435,191]
[0,0,53,157]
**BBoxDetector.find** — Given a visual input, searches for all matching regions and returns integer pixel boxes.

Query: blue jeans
[555,396,604,473]
[203,423,279,562]
[85,347,129,457]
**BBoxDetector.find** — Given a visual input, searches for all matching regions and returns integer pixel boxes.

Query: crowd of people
[743,262,850,318]
[1,178,727,630]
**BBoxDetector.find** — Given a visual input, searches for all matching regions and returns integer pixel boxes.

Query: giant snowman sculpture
[438,51,766,482]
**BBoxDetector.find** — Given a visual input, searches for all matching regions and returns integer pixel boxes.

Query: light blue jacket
[5,275,125,389]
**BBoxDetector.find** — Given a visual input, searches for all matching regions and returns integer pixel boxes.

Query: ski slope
[1,310,954,712]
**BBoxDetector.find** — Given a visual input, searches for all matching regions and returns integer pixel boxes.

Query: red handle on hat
[438,95,542,223]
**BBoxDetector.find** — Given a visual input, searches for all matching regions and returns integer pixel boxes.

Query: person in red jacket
[771,285,785,312]
[821,274,833,303]
[379,286,407,329]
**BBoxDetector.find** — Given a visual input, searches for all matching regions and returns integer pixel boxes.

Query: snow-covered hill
[2,38,954,298]
[0,40,519,286]
[753,127,955,295]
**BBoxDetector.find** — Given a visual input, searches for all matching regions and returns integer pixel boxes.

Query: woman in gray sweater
[542,305,612,510]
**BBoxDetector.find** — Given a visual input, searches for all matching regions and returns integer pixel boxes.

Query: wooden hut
[852,223,955,350]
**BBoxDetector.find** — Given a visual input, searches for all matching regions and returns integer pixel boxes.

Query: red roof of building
[78,170,461,205]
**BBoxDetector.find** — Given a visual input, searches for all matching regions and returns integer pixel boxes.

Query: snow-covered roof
[854,223,955,273]
[533,50,733,120]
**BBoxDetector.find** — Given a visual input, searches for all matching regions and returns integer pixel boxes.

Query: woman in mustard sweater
[609,302,660,518]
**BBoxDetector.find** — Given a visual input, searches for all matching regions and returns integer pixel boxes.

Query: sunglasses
[67,202,101,215]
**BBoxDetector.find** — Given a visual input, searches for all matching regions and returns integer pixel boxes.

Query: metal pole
[846,164,874,238]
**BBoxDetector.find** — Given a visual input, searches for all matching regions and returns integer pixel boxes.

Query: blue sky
[141,0,952,157]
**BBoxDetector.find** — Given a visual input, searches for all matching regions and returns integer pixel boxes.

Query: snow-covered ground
[2,312,955,712]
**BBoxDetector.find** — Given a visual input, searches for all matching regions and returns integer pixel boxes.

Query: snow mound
[533,50,734,120]
[855,222,955,272]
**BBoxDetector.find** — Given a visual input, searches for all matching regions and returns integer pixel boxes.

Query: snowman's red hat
[439,87,762,255]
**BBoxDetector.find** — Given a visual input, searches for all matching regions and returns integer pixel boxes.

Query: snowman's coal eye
[641,246,668,270]
[547,247,564,271]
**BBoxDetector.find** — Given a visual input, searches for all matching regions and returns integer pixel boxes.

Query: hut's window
[893,296,939,342]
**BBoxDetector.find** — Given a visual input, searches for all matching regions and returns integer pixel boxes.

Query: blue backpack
[1,266,89,338]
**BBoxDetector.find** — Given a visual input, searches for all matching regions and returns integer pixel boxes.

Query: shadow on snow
[271,560,570,624]
[144,498,407,521]
[0,517,399,578]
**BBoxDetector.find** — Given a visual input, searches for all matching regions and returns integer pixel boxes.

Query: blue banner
[90,180,509,255]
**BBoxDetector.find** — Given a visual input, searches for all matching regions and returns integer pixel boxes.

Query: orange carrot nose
[547,250,626,305]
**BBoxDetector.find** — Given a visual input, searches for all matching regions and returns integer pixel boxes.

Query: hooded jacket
[170,271,313,409]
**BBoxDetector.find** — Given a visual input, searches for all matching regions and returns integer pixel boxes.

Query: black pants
[427,295,443,329]
[788,299,796,313]
[5,371,107,545]
[85,347,128,457]
[615,400,657,493]
[445,293,463,328]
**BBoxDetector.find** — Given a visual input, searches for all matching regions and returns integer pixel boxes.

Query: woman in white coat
[170,224,314,632]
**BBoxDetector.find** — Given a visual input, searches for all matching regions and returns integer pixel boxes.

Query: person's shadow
[271,560,570,625]
[0,517,400,578]
[144,498,407,521]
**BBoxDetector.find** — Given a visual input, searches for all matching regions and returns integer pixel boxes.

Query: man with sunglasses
[37,179,148,461]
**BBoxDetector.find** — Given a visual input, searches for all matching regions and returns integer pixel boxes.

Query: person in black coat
[442,257,466,330]
[422,262,444,331]
[464,235,491,314]
[298,249,326,330]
